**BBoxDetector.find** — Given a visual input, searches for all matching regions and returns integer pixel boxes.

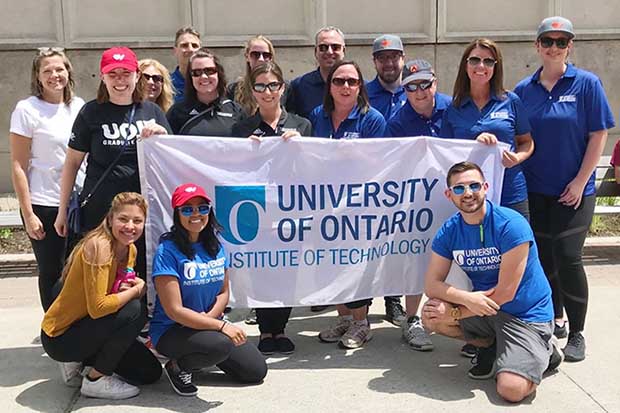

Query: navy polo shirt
[309,105,386,139]
[289,69,326,119]
[366,77,407,121]
[514,64,615,197]
[440,91,531,206]
[387,92,452,138]
[171,67,185,103]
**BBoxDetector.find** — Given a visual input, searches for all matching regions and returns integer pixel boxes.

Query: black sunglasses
[249,51,273,60]
[190,67,218,77]
[331,77,360,87]
[539,37,570,49]
[466,56,497,68]
[404,80,434,92]
[253,81,283,93]
[142,73,164,83]
[317,43,343,53]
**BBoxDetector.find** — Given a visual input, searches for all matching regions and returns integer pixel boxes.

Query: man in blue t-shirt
[421,161,560,403]
[171,26,201,104]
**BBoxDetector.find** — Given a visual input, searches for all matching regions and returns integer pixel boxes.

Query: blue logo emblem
[215,185,266,245]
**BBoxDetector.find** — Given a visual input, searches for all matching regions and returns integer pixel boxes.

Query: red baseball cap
[171,183,211,209]
[100,47,138,74]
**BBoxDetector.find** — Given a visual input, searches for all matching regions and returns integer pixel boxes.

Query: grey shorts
[459,311,553,384]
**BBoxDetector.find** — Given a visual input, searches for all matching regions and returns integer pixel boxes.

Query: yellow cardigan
[41,243,137,337]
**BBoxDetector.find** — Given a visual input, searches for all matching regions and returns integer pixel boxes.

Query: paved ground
[0,240,619,412]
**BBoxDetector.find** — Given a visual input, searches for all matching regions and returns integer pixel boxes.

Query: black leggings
[529,193,595,333]
[256,307,292,335]
[156,324,267,383]
[41,299,161,384]
[23,205,66,311]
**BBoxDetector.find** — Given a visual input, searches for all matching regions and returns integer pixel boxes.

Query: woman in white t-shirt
[9,48,85,310]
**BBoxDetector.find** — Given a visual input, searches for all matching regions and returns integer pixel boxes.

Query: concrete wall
[2,0,620,192]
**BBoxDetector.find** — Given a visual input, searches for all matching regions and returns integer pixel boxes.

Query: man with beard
[367,35,407,120]
[420,161,562,403]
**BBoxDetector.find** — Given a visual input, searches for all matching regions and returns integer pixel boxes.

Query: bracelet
[218,320,227,332]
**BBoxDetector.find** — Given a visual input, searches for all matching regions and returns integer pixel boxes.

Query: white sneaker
[58,362,82,387]
[402,315,434,351]
[80,375,140,400]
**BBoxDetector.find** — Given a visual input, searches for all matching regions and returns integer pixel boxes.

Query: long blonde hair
[62,192,148,281]
[138,59,175,112]
[234,35,276,115]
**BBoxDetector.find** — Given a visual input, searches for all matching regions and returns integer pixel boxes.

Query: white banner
[138,136,505,308]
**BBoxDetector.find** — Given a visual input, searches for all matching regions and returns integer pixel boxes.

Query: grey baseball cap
[372,34,404,55]
[401,59,434,85]
[537,16,575,39]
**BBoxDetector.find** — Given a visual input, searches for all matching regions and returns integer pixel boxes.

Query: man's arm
[486,242,529,306]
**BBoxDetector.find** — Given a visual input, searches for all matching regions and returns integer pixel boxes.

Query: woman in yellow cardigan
[41,192,161,400]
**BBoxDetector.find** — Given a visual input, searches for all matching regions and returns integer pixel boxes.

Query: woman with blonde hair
[139,58,175,112]
[42,192,161,400]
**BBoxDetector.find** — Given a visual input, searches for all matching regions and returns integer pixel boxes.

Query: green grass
[589,196,620,235]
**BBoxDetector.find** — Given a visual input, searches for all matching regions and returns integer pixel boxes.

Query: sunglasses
[179,204,211,217]
[253,81,283,93]
[331,77,361,87]
[450,182,483,195]
[37,46,64,55]
[466,56,497,68]
[539,37,570,49]
[142,73,164,83]
[249,51,273,60]
[404,80,434,92]
[190,67,218,77]
[317,43,343,53]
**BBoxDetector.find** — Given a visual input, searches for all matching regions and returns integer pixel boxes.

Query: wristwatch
[450,306,461,320]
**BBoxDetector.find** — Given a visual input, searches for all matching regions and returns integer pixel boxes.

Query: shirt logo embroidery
[342,131,360,139]
[216,112,233,117]
[490,110,509,119]
[281,127,298,132]
[558,95,577,103]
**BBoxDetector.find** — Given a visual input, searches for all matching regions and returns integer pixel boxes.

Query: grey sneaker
[402,315,434,351]
[319,316,352,343]
[58,361,82,387]
[80,375,140,400]
[339,320,372,349]
[563,332,586,362]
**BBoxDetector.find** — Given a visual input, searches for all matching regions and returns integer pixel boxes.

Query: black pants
[529,193,595,333]
[505,198,530,222]
[23,205,66,311]
[41,299,161,384]
[256,308,292,335]
[345,299,372,310]
[156,324,267,383]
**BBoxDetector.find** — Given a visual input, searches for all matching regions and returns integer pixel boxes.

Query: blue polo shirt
[432,200,553,323]
[440,91,531,206]
[289,68,326,119]
[171,67,185,103]
[366,77,407,121]
[309,105,386,139]
[387,92,452,137]
[514,64,615,197]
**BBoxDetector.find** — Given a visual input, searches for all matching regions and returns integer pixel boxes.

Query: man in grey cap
[367,34,407,121]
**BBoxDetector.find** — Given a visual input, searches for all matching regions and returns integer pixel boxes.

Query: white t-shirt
[10,96,85,206]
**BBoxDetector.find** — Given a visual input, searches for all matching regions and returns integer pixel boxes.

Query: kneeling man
[422,161,562,403]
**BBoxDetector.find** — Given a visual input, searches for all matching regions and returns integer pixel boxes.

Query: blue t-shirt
[387,93,452,138]
[149,239,228,346]
[310,105,386,139]
[432,200,552,323]
[171,67,185,103]
[289,68,326,119]
[439,91,531,206]
[366,77,407,121]
[514,64,616,197]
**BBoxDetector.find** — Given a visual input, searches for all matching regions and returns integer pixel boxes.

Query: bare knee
[496,372,536,403]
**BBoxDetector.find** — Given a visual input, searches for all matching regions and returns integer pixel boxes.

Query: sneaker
[275,336,296,355]
[244,309,257,325]
[58,361,82,388]
[80,375,140,399]
[319,316,352,343]
[258,336,277,355]
[460,343,477,358]
[545,336,564,373]
[385,299,406,326]
[554,321,568,339]
[164,360,197,397]
[402,316,433,351]
[468,343,496,380]
[563,332,586,362]
[339,320,373,349]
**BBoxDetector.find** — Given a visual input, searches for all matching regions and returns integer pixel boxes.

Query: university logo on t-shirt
[182,257,226,286]
[453,246,501,272]
[490,110,509,119]
[101,119,156,145]
[342,131,360,139]
[558,95,577,103]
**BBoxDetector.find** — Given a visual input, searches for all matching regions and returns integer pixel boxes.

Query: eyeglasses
[404,80,434,92]
[539,37,570,49]
[190,67,218,77]
[179,204,211,217]
[142,73,164,83]
[450,182,483,195]
[317,43,343,53]
[253,81,283,93]
[466,56,497,68]
[374,53,403,64]
[331,77,361,87]
[249,51,273,60]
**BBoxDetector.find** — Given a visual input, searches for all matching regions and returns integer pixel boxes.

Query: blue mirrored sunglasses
[450,182,483,195]
[179,204,211,217]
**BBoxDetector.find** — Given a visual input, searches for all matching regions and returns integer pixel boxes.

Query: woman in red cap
[54,46,171,280]
[149,183,267,397]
